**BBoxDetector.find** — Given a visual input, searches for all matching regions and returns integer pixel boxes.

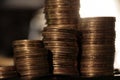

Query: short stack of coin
[43,0,80,76]
[13,40,49,79]
[0,66,18,79]
[77,17,116,77]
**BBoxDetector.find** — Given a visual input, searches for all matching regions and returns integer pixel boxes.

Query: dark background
[0,0,45,57]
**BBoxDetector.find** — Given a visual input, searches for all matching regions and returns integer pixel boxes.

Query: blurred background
[0,0,45,58]
[0,0,120,70]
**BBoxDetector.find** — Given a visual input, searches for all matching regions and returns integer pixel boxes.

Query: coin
[13,40,50,78]
[78,17,115,77]
[44,41,77,46]
[43,37,77,42]
[43,27,76,33]
[0,66,18,79]
[13,40,44,45]
[47,19,77,25]
[47,25,77,29]
[81,17,115,22]
[44,0,80,76]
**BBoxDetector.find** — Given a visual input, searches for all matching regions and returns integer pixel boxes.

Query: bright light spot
[80,0,116,17]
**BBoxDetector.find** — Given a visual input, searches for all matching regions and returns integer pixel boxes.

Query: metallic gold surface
[47,24,77,29]
[78,17,115,77]
[0,66,18,79]
[44,41,77,46]
[47,19,77,25]
[43,27,76,33]
[13,40,50,77]
[43,38,77,42]
[44,0,80,76]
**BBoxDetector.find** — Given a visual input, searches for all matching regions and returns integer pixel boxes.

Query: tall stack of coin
[0,66,18,79]
[13,40,49,79]
[43,0,80,76]
[77,17,116,77]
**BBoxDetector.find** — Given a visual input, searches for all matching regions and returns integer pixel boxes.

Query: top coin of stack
[77,17,116,77]
[0,66,18,79]
[43,0,80,76]
[13,40,50,79]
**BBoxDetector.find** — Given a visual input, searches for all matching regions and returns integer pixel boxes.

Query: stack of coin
[45,0,80,23]
[43,0,80,76]
[13,40,49,79]
[77,17,116,77]
[0,66,18,79]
